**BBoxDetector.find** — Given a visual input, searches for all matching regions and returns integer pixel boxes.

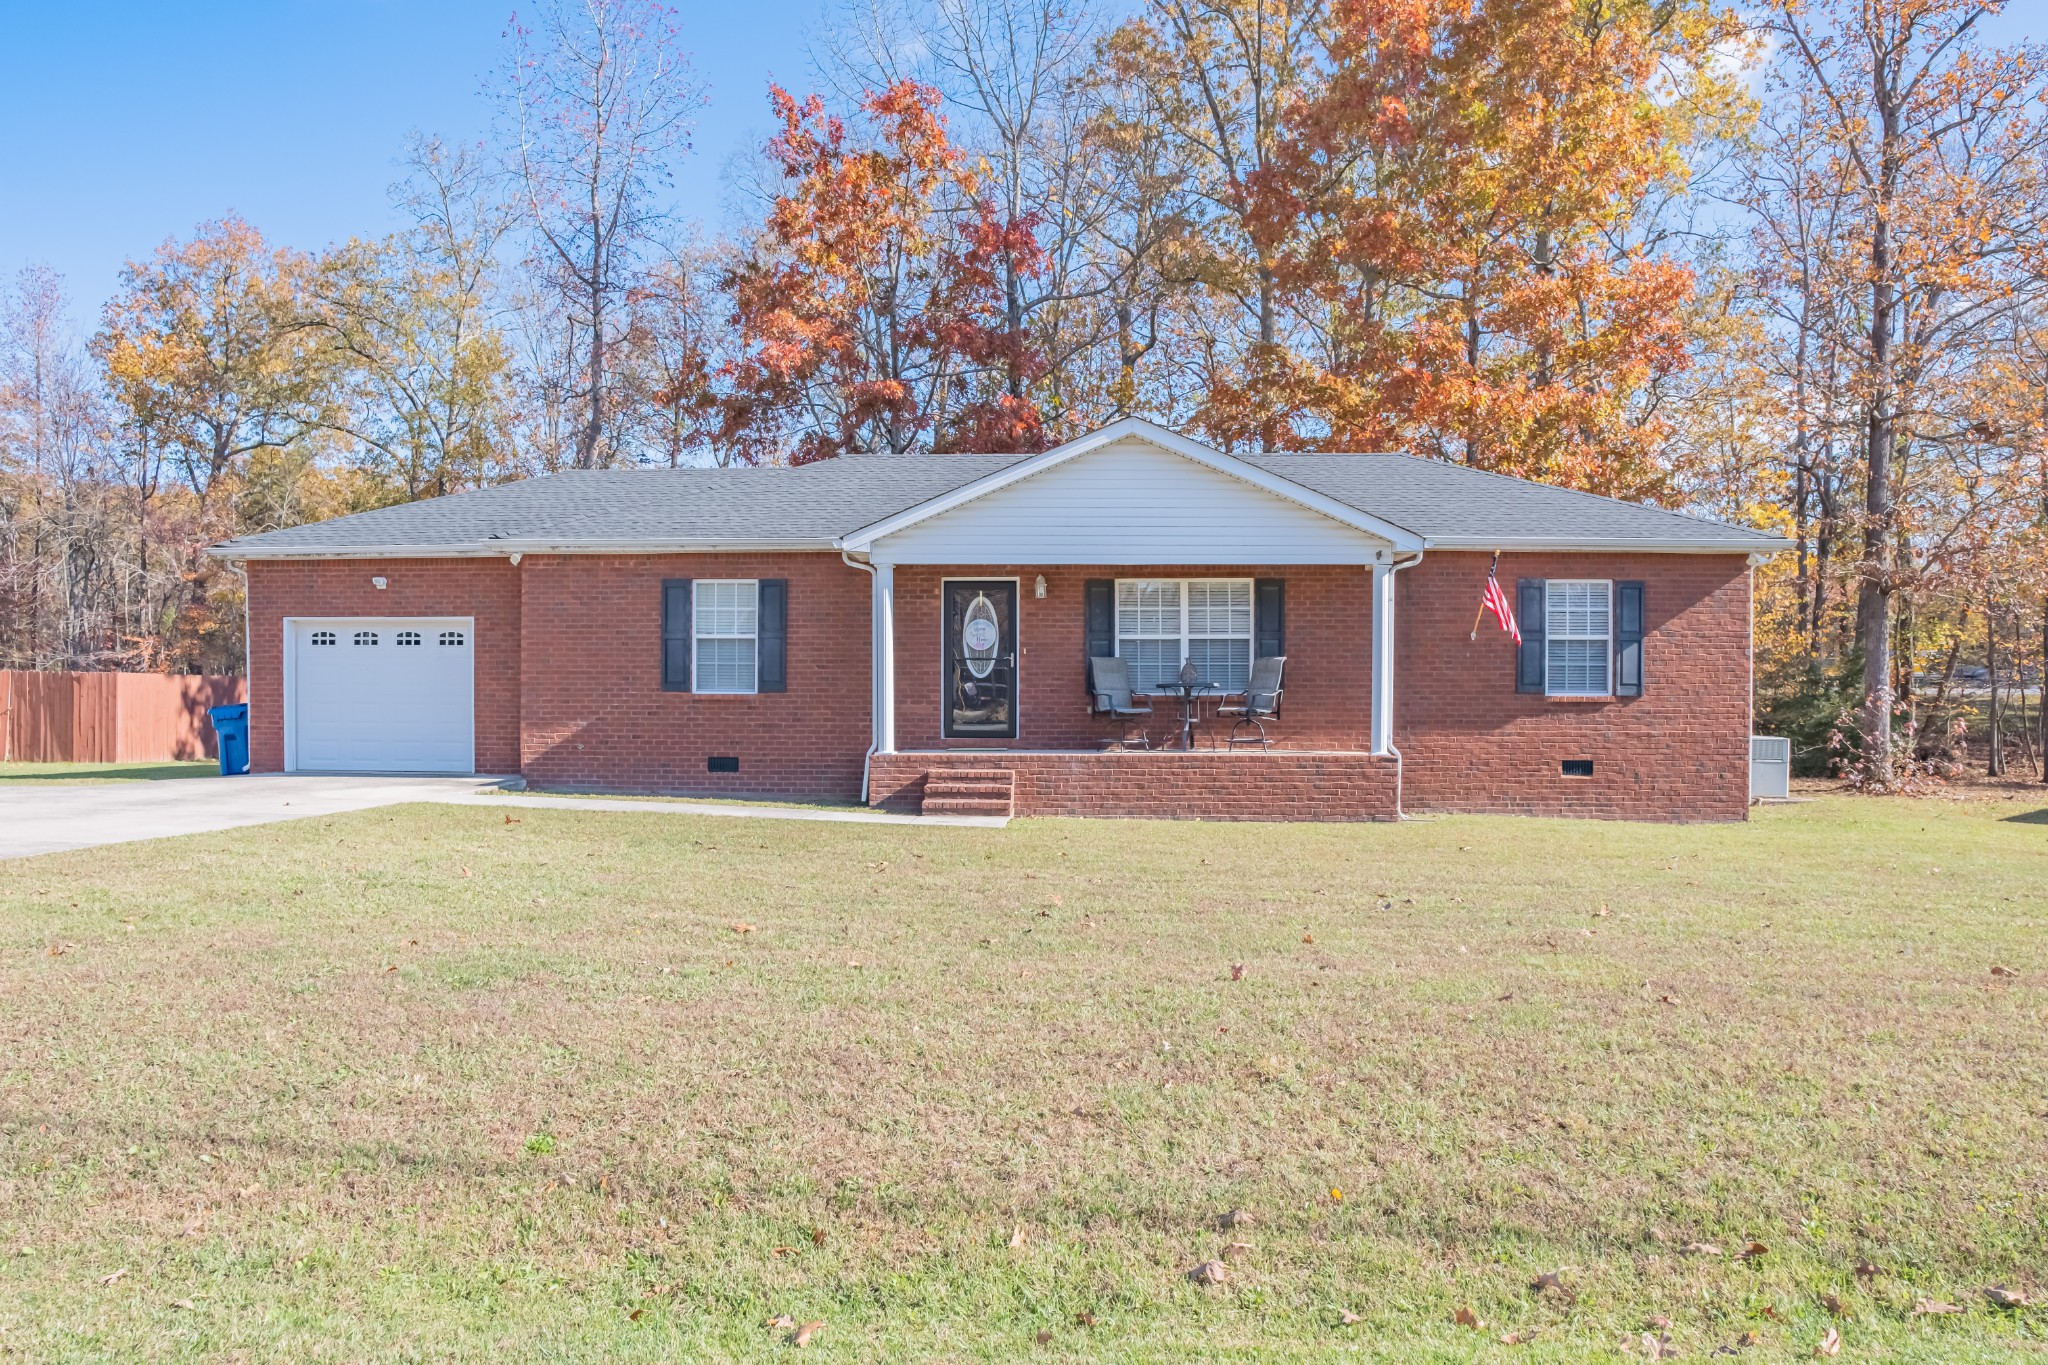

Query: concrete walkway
[0,774,1002,861]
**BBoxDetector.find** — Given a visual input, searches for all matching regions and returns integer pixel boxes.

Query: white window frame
[693,580,760,695]
[1544,579,1613,697]
[1114,577,1255,693]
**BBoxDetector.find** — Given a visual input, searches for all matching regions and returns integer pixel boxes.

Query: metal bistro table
[1152,678,1225,751]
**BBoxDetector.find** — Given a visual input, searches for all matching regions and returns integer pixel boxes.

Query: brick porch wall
[1393,552,1753,821]
[870,750,1400,820]
[244,558,523,774]
[518,552,871,800]
[890,564,1373,752]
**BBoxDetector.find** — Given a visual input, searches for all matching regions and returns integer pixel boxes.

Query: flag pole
[1470,552,1499,642]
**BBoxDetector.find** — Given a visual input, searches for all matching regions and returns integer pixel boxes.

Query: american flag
[1480,556,1521,643]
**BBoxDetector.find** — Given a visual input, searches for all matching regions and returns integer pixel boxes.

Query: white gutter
[207,538,843,561]
[840,550,880,804]
[1424,537,1794,555]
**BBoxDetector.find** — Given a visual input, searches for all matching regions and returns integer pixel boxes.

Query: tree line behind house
[1,0,2044,784]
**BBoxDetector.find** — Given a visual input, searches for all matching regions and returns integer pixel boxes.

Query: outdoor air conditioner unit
[1750,735,1791,801]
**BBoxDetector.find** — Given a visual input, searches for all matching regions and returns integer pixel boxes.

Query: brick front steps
[871,750,1399,821]
[916,767,1016,818]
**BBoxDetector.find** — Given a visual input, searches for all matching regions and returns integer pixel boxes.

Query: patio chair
[1218,655,1285,748]
[1089,655,1154,750]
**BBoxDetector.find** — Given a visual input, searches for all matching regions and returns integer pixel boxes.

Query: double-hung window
[1544,580,1612,696]
[694,580,759,694]
[1116,578,1253,692]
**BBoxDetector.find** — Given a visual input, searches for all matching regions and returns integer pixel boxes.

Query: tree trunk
[1986,598,2003,776]
[1857,77,1905,786]
[2040,594,2047,785]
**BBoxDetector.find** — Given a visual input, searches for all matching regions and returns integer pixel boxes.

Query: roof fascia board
[1424,536,1793,554]
[837,416,1425,553]
[209,538,841,561]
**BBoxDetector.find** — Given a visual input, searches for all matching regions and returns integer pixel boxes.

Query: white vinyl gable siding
[1545,580,1612,696]
[873,439,1390,564]
[1117,578,1253,691]
[694,580,759,694]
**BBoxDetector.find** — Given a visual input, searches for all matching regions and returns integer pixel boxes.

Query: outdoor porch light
[371,576,387,590]
[1034,574,1046,599]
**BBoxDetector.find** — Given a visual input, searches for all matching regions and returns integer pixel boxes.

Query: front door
[943,580,1018,740]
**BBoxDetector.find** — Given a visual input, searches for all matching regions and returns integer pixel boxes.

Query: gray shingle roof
[212,439,1785,559]
[1244,454,1781,550]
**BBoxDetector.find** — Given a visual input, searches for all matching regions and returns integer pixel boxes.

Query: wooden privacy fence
[0,671,247,764]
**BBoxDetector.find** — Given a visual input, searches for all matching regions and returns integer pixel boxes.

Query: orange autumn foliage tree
[1201,0,1737,497]
[722,80,1047,462]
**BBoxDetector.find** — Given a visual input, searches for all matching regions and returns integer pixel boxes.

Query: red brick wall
[517,552,872,800]
[245,558,523,773]
[870,750,1400,820]
[889,565,1372,752]
[1393,552,1753,821]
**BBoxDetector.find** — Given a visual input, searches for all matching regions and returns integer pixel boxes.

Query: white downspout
[841,550,878,803]
[1372,549,1424,819]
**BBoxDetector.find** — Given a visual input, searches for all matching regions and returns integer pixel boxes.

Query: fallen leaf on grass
[1643,1333,1675,1359]
[1912,1298,1964,1316]
[1853,1259,1879,1281]
[1302,933,1315,944]
[1230,963,1246,981]
[1814,1326,1841,1357]
[628,1308,645,1322]
[1328,1187,1342,1202]
[1681,1242,1723,1257]
[1218,1208,1253,1230]
[730,922,756,935]
[1221,1241,1254,1261]
[771,1246,798,1256]
[1989,965,2018,978]
[1009,1225,1027,1249]
[1187,1260,1226,1287]
[170,1298,197,1310]
[1035,1329,1053,1345]
[1339,1310,1362,1326]
[1658,994,1680,1006]
[791,1320,823,1347]
[1740,1241,1769,1261]
[98,1268,127,1286]
[1644,1316,1673,1330]
[1455,1307,1486,1330]
[810,1227,826,1247]
[1500,1329,1539,1344]
[503,814,520,824]
[459,866,471,878]
[237,1183,260,1198]
[1075,1311,1097,1327]
[1984,1285,2031,1309]
[1530,1270,1574,1300]
[1819,1293,1847,1318]
[766,1314,796,1329]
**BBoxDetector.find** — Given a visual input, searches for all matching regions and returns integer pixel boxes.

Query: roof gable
[839,417,1423,560]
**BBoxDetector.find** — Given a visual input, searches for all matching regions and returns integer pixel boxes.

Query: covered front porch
[837,424,1425,819]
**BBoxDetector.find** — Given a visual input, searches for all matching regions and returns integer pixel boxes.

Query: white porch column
[1369,558,1395,755]
[873,559,897,754]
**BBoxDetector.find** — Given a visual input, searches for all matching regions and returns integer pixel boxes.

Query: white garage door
[289,618,476,773]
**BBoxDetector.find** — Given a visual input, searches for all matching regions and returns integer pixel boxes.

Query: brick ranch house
[210,417,1789,821]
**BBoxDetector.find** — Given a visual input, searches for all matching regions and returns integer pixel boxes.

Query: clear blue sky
[0,0,828,317]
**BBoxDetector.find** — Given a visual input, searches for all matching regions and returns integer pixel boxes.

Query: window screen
[694,580,759,694]
[1545,581,1612,696]
[1116,579,1253,691]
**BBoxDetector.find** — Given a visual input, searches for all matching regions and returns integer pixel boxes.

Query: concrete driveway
[0,774,505,860]
[0,773,1005,860]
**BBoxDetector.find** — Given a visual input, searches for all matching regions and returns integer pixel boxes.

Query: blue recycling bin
[208,703,250,776]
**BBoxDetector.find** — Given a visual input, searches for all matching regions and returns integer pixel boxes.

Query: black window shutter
[1515,578,1545,694]
[661,578,692,691]
[756,579,788,693]
[1614,580,1644,697]
[1254,578,1285,658]
[1084,578,1114,691]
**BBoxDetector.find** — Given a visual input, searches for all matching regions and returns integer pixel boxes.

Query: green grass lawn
[1,796,2044,1362]
[0,760,218,785]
